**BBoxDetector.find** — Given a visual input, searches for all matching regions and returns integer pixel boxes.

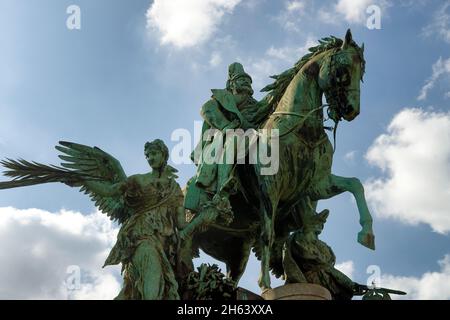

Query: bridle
[268,49,357,152]
[326,48,355,122]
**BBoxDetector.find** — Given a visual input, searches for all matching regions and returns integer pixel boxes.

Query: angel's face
[145,148,164,170]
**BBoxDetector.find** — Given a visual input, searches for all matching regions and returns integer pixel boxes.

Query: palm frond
[0,158,92,189]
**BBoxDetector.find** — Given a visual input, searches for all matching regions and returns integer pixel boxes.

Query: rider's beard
[233,86,254,107]
[233,84,254,96]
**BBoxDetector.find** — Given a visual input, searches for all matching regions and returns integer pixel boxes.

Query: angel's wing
[0,141,131,224]
[56,141,131,223]
[55,141,126,184]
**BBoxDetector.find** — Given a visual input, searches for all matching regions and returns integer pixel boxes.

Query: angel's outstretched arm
[83,180,124,197]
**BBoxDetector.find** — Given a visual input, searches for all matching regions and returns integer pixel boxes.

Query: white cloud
[318,7,339,25]
[365,108,450,234]
[71,273,122,300]
[329,256,450,300]
[266,36,316,62]
[344,150,357,164]
[335,260,355,278]
[241,0,263,10]
[246,35,317,90]
[381,255,450,300]
[319,0,390,26]
[189,35,237,72]
[277,0,388,32]
[209,51,223,67]
[275,0,310,32]
[398,0,431,7]
[247,59,280,91]
[335,0,373,24]
[286,1,306,13]
[423,2,450,44]
[146,0,241,48]
[418,57,450,101]
[0,207,121,299]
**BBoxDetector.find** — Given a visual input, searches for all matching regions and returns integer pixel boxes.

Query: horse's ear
[342,29,353,48]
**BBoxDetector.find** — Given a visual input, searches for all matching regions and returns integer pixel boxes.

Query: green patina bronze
[0,30,407,300]
[184,30,375,294]
[0,140,192,299]
[282,209,358,300]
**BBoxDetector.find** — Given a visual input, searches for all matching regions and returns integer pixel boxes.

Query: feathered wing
[0,141,131,224]
[56,141,131,224]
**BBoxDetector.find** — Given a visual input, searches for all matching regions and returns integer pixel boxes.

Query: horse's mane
[260,36,344,110]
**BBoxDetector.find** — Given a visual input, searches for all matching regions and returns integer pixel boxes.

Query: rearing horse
[191,30,374,293]
[254,29,374,290]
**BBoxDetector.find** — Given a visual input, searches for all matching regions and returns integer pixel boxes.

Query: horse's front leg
[257,192,276,292]
[258,211,272,292]
[310,174,375,250]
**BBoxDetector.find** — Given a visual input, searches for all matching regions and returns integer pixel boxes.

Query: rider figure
[186,63,272,206]
[183,62,273,234]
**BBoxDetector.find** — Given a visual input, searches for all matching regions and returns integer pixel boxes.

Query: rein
[270,104,339,153]
[271,104,329,138]
[271,50,354,154]
[261,48,359,153]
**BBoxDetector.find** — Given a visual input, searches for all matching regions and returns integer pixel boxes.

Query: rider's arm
[201,99,238,131]
[248,94,275,125]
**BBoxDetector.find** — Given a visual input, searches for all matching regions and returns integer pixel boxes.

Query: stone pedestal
[236,287,264,300]
[261,283,332,300]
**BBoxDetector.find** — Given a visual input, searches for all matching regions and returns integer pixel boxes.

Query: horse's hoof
[358,231,375,250]
[260,287,272,295]
[258,277,271,292]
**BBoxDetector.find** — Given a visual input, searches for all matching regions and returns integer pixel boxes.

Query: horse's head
[318,29,365,122]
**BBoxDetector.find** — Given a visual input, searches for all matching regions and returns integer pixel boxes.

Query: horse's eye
[336,67,351,86]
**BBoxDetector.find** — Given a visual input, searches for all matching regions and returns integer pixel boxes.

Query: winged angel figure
[0,139,191,300]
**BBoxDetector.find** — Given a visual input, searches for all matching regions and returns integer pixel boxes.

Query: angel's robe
[104,172,185,300]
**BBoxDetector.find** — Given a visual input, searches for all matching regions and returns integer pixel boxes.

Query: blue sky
[0,0,449,299]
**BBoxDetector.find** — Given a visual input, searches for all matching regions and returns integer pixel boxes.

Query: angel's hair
[145,139,169,165]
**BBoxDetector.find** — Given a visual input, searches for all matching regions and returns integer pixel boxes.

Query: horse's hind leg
[309,174,375,250]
